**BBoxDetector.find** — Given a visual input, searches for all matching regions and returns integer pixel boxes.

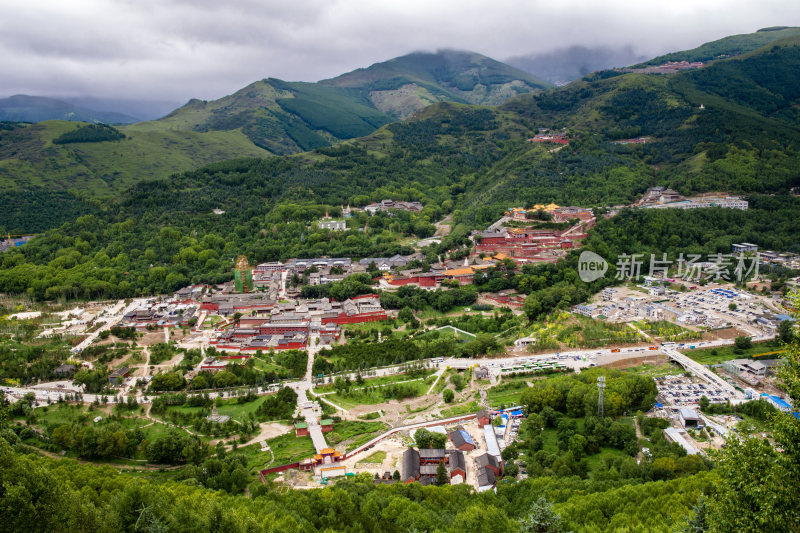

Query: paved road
[662,346,738,395]
[71,298,148,354]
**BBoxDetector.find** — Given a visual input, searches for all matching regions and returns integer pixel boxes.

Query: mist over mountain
[58,97,182,122]
[0,95,141,124]
[506,45,648,85]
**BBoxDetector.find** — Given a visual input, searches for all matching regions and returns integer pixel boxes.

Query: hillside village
[3,19,800,531]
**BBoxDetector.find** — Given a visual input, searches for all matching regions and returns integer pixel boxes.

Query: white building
[318,219,347,231]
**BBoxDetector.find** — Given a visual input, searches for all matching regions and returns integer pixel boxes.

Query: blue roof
[762,394,791,409]
[771,396,791,409]
[458,429,475,446]
[510,409,524,417]
[654,402,663,408]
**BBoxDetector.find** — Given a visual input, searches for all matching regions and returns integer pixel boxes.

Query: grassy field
[26,403,176,459]
[624,363,685,378]
[30,404,173,441]
[634,320,702,342]
[325,421,389,451]
[251,358,291,374]
[440,400,480,418]
[324,380,428,409]
[164,396,267,421]
[0,120,270,197]
[486,380,529,409]
[313,370,434,393]
[523,312,643,352]
[239,432,317,470]
[358,450,387,464]
[684,340,784,365]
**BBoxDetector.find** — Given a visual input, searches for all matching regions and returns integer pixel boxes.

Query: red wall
[323,312,387,325]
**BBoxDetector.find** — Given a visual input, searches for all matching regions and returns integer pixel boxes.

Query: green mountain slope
[5,35,800,300]
[638,26,800,65]
[4,33,800,287]
[0,94,140,124]
[0,50,550,217]
[156,50,550,152]
[156,78,393,155]
[321,50,551,118]
[0,120,270,196]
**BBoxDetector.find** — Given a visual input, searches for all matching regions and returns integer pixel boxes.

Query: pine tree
[436,461,448,486]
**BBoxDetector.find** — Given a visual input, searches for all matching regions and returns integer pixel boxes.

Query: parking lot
[655,375,735,407]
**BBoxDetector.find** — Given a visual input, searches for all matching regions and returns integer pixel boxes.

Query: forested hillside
[2,36,800,299]
[0,120,270,200]
[3,35,800,236]
[0,51,548,225]
[0,433,716,532]
[637,26,800,66]
[321,50,550,118]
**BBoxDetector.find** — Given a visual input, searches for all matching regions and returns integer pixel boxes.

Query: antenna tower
[597,376,606,418]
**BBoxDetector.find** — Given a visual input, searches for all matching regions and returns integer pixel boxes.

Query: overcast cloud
[0,0,798,102]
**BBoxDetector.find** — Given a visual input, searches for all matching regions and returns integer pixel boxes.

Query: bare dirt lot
[705,327,750,341]
[603,353,667,370]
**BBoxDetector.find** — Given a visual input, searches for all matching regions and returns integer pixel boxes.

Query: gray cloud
[0,0,798,102]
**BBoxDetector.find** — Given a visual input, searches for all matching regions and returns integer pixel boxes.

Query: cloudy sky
[1,0,798,103]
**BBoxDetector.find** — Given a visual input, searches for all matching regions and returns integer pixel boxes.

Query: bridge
[661,346,738,396]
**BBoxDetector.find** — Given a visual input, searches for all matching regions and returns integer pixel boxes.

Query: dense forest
[52,123,126,145]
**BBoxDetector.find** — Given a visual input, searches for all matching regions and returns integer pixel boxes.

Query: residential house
[448,427,477,452]
[476,410,492,428]
[108,367,130,385]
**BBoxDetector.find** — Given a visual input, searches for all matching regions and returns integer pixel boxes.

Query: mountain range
[0,50,549,200]
[2,28,800,235]
[0,95,141,124]
[155,50,549,155]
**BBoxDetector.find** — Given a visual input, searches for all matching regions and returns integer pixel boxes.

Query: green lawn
[624,363,685,378]
[252,358,290,374]
[487,381,529,409]
[324,381,428,409]
[684,340,783,365]
[325,421,389,451]
[29,403,89,426]
[440,401,480,418]
[164,396,278,422]
[239,432,317,470]
[313,370,433,393]
[358,451,387,464]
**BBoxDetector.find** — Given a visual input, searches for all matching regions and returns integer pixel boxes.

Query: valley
[2,24,800,533]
